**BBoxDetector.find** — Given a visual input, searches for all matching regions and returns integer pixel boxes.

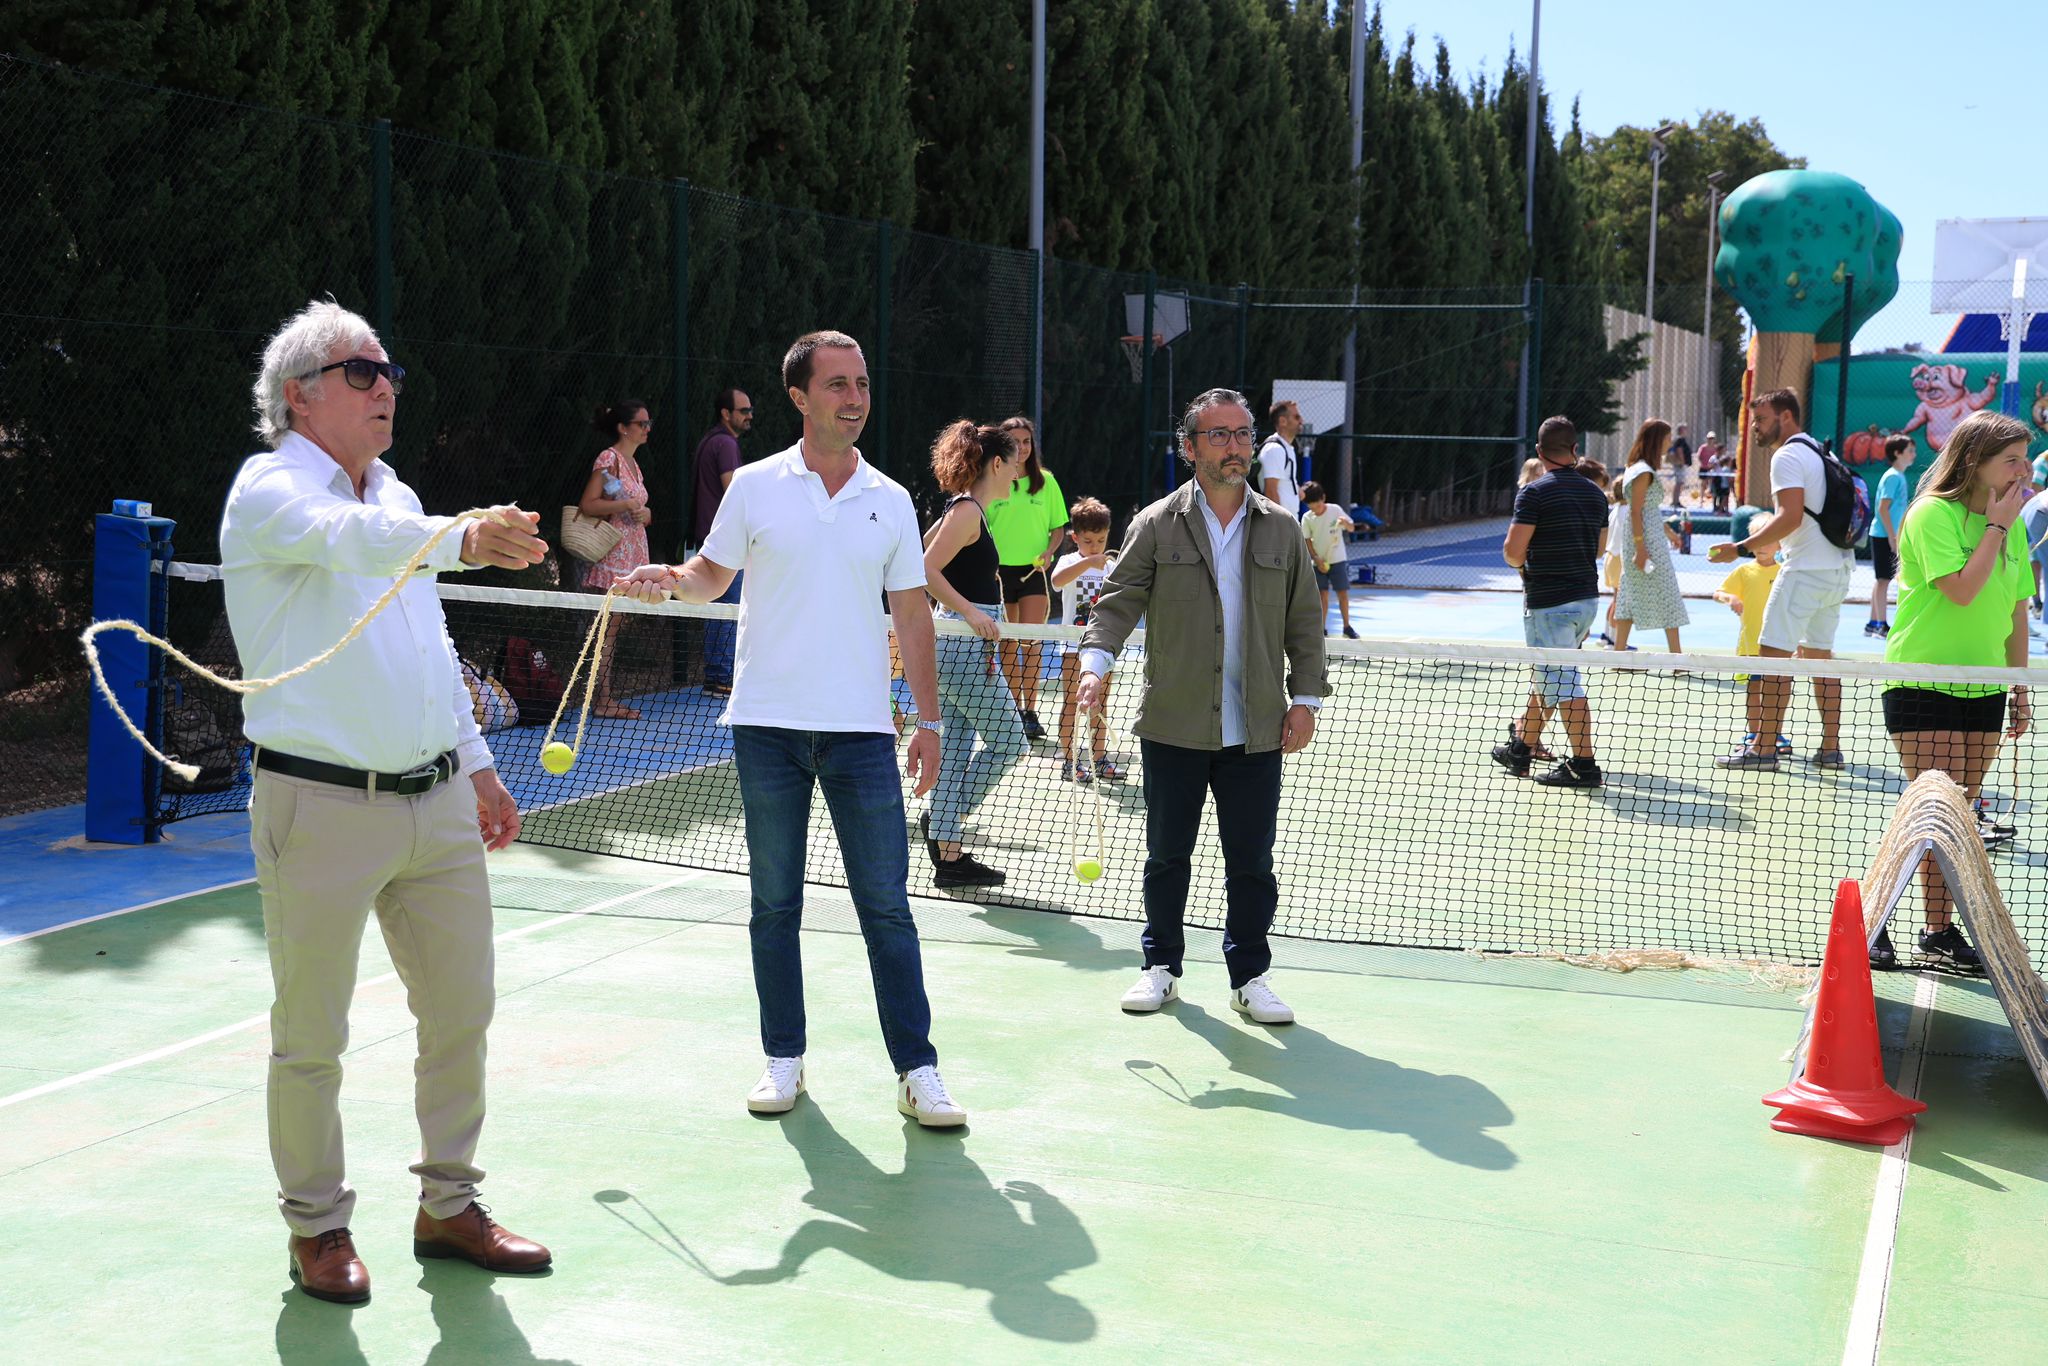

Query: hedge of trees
[0,2,1795,698]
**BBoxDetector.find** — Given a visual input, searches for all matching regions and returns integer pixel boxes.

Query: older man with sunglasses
[220,300,552,1305]
[1075,387,1328,1023]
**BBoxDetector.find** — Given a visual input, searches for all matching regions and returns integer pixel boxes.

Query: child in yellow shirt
[1713,543,1789,755]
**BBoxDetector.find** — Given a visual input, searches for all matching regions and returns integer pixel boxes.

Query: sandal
[1094,757,1122,781]
[1507,723,1555,762]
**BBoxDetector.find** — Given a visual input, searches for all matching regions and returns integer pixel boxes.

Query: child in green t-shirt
[1873,410,2036,973]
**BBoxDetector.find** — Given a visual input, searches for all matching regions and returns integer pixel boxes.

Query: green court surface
[4,845,2046,1363]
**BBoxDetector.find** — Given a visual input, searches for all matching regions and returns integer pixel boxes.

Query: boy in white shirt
[1299,481,1358,638]
[1050,497,1120,782]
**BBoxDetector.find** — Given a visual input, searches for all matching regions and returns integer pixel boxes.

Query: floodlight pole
[1028,0,1046,431]
[1644,125,1675,370]
[1340,0,1366,507]
[1517,0,1541,459]
[1701,170,1726,441]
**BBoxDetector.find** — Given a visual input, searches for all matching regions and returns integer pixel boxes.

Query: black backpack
[1783,434,1872,550]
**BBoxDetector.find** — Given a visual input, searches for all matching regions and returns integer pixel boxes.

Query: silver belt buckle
[397,759,441,795]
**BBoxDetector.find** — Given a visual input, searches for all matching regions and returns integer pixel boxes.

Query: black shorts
[999,562,1050,605]
[1870,536,1898,581]
[1882,686,2007,735]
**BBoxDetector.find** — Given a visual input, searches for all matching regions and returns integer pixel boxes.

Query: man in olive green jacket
[1076,387,1328,1024]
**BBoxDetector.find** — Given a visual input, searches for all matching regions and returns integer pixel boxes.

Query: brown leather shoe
[289,1227,370,1304]
[413,1201,551,1272]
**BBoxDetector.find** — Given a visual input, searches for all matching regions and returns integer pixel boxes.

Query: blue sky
[1367,0,2048,346]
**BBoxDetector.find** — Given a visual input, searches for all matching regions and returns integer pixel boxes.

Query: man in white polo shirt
[618,330,966,1127]
[222,300,553,1305]
[1258,399,1303,514]
[1708,387,1853,769]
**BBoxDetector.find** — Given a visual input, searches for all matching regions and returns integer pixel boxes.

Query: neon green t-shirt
[1884,496,2032,697]
[985,468,1069,567]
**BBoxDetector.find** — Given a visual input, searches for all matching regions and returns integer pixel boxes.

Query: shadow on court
[273,1262,572,1366]
[968,907,1139,974]
[274,1288,368,1366]
[25,885,260,976]
[416,1263,574,1365]
[1137,1002,1517,1170]
[594,1106,1097,1343]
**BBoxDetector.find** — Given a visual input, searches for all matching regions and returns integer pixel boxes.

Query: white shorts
[1757,565,1850,654]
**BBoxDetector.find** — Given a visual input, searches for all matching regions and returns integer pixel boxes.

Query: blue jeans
[1138,739,1283,988]
[1521,597,1597,705]
[731,726,936,1071]
[930,609,1029,844]
[704,570,743,689]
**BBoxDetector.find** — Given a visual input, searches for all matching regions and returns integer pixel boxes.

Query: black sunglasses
[307,358,405,394]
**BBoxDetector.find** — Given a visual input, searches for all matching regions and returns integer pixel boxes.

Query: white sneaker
[1231,974,1295,1024]
[1119,966,1179,1013]
[746,1056,805,1114]
[897,1065,967,1128]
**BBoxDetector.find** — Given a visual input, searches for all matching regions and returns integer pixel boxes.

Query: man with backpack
[1708,388,1863,770]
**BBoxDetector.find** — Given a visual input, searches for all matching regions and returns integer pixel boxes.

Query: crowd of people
[218,293,2034,1308]
[1504,388,2039,975]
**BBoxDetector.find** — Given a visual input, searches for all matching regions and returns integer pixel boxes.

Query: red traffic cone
[1763,879,1927,1145]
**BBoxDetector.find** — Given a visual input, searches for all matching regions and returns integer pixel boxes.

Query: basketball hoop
[1120,334,1163,384]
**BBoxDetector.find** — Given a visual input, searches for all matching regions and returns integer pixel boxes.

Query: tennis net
[157,568,2048,967]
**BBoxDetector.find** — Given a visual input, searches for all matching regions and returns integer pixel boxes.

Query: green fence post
[1140,271,1157,497]
[672,178,692,555]
[372,120,393,342]
[1234,282,1250,394]
[1525,277,1545,452]
[874,221,893,473]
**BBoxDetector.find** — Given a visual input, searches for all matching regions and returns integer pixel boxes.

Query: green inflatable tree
[1712,169,1901,502]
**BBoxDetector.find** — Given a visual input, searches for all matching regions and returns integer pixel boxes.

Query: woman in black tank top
[920,421,1030,886]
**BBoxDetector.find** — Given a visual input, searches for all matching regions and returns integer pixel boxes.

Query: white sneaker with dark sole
[1231,974,1295,1024]
[898,1064,967,1127]
[1119,966,1179,1012]
[746,1056,805,1114]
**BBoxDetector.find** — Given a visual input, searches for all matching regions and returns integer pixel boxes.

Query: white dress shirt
[1080,491,1320,748]
[219,431,492,777]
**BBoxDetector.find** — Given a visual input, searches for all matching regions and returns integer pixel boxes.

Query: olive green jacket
[1080,480,1329,753]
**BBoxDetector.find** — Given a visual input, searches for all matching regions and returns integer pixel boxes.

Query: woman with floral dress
[579,399,654,719]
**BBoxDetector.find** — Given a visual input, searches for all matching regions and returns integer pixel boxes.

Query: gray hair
[1178,386,1253,439]
[252,299,380,447]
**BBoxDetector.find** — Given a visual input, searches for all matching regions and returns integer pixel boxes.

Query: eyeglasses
[306,358,405,394]
[732,407,753,415]
[628,419,653,429]
[1191,426,1257,448]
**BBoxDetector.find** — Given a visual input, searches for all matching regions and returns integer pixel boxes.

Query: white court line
[0,874,692,1112]
[0,878,258,949]
[1841,969,1939,1366]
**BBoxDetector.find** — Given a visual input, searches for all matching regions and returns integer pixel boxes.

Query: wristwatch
[914,718,943,734]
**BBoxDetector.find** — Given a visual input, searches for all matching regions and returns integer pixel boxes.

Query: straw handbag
[560,504,623,563]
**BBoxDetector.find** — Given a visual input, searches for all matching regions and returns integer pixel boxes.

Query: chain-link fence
[3,55,1636,816]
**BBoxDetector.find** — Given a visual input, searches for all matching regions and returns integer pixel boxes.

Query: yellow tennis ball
[540,741,576,775]
[1074,857,1103,884]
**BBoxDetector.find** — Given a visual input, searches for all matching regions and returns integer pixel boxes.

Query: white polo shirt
[700,441,926,732]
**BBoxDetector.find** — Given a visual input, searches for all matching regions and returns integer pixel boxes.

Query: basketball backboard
[1271,379,1347,435]
[1122,292,1190,347]
[1931,217,2048,315]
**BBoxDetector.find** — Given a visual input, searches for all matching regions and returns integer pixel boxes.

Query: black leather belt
[256,748,456,796]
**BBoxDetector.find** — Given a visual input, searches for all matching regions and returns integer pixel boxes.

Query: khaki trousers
[251,768,494,1235]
